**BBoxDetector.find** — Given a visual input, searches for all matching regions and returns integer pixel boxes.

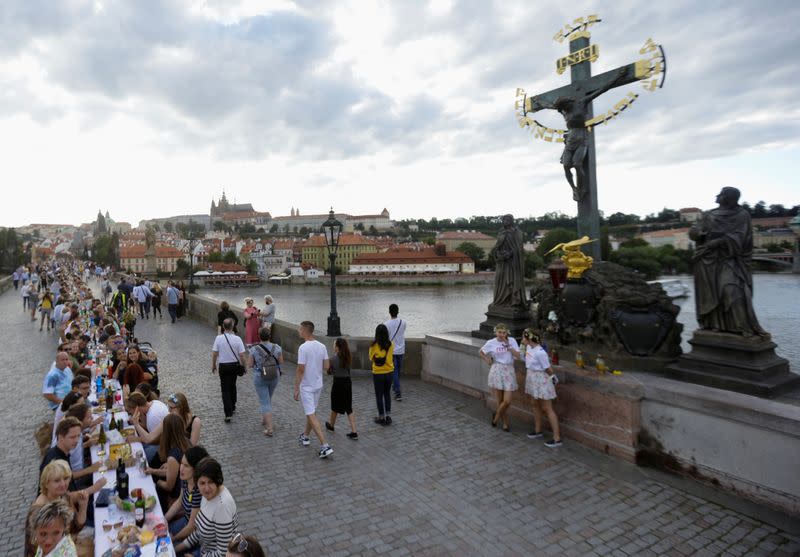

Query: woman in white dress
[522,329,562,447]
[478,323,519,432]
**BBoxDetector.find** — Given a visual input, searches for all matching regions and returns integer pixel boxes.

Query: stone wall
[424,333,643,462]
[0,276,12,295]
[423,332,800,515]
[636,373,800,515]
[186,293,424,374]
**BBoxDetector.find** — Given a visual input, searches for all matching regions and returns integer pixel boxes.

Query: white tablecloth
[90,406,175,556]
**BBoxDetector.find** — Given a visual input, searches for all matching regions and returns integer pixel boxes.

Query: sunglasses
[231,533,248,554]
[168,394,178,404]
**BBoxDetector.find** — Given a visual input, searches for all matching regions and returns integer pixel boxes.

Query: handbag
[222,333,246,376]
[372,346,389,367]
[255,343,281,380]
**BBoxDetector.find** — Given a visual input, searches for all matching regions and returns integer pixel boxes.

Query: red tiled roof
[752,217,791,228]
[208,263,246,272]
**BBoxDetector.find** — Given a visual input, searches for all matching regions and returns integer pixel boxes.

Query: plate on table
[109,443,132,461]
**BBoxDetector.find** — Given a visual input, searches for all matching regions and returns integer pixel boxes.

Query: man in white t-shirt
[294,321,333,458]
[384,303,407,401]
[212,318,247,422]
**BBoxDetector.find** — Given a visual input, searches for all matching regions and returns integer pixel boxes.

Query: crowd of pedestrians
[23,258,564,555]
[27,260,264,557]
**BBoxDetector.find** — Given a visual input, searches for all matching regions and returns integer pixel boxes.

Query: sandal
[264,429,273,437]
[491,412,497,427]
[502,425,511,433]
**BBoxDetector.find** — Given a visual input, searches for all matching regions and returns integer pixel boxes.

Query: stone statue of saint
[491,214,527,309]
[690,187,767,337]
[144,226,156,250]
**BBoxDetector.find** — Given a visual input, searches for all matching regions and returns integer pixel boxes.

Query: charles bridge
[1,283,799,556]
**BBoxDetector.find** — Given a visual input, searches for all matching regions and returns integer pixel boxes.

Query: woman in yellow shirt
[39,288,55,332]
[369,324,394,425]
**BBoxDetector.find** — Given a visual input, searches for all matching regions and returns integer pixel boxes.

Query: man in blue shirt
[166,282,180,323]
[42,352,74,410]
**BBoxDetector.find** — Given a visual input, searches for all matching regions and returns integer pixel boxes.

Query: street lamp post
[322,208,344,337]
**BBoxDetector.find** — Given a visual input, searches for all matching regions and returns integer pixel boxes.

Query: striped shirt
[180,479,201,517]
[184,486,238,557]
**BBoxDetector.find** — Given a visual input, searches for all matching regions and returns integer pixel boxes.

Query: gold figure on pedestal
[545,235,597,279]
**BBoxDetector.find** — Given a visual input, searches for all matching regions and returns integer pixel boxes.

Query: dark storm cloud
[1,0,799,164]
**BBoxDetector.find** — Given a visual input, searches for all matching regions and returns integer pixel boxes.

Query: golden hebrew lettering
[643,79,658,92]
[640,38,658,54]
[543,128,555,142]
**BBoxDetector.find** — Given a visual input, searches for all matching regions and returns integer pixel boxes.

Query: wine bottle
[98,424,106,446]
[109,411,117,430]
[117,458,129,500]
[135,492,145,527]
[105,389,113,411]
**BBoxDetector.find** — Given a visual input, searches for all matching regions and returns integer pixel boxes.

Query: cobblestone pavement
[2,286,799,556]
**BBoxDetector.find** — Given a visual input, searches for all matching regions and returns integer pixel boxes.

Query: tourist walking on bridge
[370,324,395,426]
[212,318,247,422]
[249,327,283,437]
[479,324,519,432]
[166,282,180,324]
[294,321,334,458]
[326,337,358,440]
[522,329,562,447]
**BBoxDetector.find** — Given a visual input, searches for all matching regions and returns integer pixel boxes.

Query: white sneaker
[298,434,310,446]
[318,445,334,459]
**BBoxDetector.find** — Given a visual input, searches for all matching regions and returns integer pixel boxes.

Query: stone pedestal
[472,303,532,340]
[668,330,800,398]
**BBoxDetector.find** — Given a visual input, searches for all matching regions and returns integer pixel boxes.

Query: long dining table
[89,378,175,556]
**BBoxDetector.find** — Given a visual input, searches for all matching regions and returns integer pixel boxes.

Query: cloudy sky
[2,0,798,228]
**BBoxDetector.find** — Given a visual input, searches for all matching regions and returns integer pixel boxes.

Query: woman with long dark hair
[369,324,394,426]
[164,445,209,544]
[118,345,152,395]
[146,413,190,512]
[326,338,358,439]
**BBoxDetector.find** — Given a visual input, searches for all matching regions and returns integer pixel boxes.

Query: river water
[200,274,800,368]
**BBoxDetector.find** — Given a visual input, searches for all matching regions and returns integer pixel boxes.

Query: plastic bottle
[596,354,607,374]
[135,492,146,527]
[575,350,585,369]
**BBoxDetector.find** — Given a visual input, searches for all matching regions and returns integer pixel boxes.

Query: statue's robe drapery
[691,206,766,335]
[491,226,527,309]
